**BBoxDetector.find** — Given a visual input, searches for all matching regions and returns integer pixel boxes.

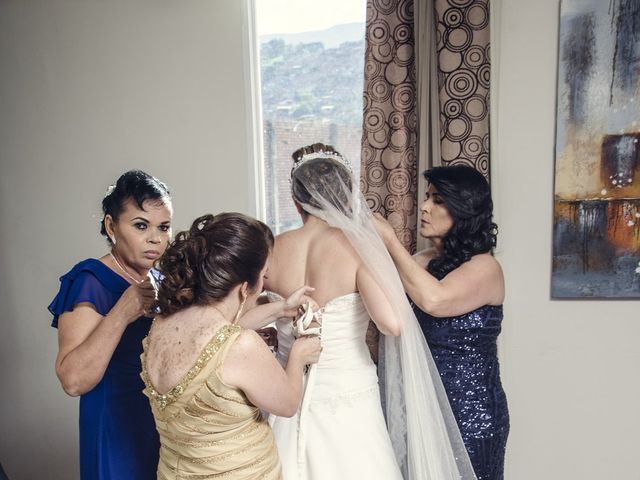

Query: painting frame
[552,0,640,299]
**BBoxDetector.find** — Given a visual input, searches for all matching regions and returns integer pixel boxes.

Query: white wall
[494,1,640,479]
[0,1,255,478]
[2,1,639,479]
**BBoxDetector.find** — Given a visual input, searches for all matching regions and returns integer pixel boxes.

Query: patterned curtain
[435,0,491,178]
[361,0,419,254]
[361,0,492,251]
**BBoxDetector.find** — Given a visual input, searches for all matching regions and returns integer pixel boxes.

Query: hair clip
[291,150,353,174]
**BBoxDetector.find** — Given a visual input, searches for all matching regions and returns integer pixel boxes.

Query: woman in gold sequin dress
[141,213,321,479]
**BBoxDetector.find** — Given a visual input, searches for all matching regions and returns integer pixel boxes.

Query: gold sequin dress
[141,324,282,480]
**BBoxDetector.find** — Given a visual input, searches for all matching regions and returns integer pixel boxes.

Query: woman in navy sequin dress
[374,165,509,480]
[49,171,172,479]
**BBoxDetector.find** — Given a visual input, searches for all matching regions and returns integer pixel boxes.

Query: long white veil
[292,154,476,480]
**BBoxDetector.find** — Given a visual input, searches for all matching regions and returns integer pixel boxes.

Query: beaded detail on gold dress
[141,324,282,480]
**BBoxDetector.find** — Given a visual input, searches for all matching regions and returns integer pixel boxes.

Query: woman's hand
[55,275,157,397]
[115,277,157,322]
[290,335,322,366]
[237,286,317,330]
[372,213,397,246]
[282,285,317,317]
[256,327,278,351]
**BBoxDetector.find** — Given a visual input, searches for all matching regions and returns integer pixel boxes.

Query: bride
[262,143,476,480]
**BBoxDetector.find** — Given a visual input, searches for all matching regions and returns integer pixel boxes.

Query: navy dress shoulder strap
[48,258,129,328]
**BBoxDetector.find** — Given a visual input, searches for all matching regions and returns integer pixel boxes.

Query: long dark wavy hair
[155,213,274,316]
[424,166,497,280]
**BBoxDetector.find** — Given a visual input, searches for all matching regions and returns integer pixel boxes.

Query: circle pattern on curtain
[361,0,418,253]
[436,0,491,179]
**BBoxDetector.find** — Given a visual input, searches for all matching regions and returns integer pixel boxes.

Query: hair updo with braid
[155,213,274,316]
[290,143,353,216]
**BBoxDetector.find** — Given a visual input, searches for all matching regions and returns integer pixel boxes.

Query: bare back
[145,305,318,417]
[145,307,229,395]
[266,217,360,306]
[265,216,401,336]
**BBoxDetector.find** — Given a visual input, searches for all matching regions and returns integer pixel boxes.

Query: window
[254,0,366,233]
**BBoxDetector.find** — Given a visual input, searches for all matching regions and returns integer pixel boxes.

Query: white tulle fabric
[293,159,476,480]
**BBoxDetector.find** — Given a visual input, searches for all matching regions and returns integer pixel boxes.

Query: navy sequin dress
[414,304,509,480]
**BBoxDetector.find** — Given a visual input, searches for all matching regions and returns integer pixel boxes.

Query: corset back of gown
[267,291,403,480]
[274,292,378,397]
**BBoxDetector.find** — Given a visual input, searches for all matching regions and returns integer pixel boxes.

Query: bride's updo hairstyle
[155,213,274,316]
[290,143,353,216]
[424,165,498,280]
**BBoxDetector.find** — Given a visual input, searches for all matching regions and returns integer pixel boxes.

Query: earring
[110,236,117,246]
[233,296,247,324]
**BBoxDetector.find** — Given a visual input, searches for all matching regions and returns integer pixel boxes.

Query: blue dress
[48,259,159,479]
[413,304,509,480]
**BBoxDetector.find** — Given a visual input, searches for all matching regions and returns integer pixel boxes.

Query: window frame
[243,0,267,221]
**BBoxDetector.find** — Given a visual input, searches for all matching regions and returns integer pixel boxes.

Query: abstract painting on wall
[552,0,640,298]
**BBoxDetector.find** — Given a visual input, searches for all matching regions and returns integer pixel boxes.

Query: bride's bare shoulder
[274,228,303,247]
[320,228,361,262]
[275,225,353,259]
[271,229,307,267]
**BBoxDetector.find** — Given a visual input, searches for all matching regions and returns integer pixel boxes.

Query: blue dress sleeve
[48,268,118,328]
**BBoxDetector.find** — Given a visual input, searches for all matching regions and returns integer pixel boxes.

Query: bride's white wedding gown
[267,292,402,480]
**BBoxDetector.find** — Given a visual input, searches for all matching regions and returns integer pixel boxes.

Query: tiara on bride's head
[291,148,352,174]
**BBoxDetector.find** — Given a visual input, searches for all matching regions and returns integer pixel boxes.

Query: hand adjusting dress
[48,258,159,479]
[268,292,402,480]
[141,324,282,480]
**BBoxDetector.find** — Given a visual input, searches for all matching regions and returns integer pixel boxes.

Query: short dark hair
[155,213,274,316]
[424,166,497,279]
[100,170,171,242]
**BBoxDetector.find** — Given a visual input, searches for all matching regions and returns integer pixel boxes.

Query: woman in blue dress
[49,170,172,479]
[374,165,509,480]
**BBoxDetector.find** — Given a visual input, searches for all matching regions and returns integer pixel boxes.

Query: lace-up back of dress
[270,291,371,375]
